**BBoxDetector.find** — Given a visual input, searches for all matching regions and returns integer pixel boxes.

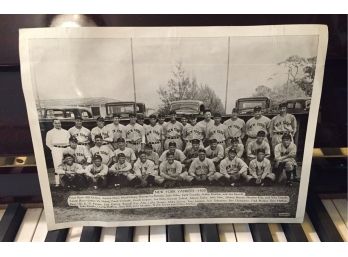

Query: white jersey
[114,147,137,163]
[183,123,204,141]
[85,163,108,177]
[270,113,297,135]
[56,162,83,175]
[197,119,214,139]
[145,124,163,143]
[274,142,297,165]
[63,145,92,164]
[245,116,271,138]
[249,158,272,177]
[207,123,227,142]
[224,118,246,139]
[247,140,271,158]
[109,161,132,175]
[125,123,145,143]
[90,145,114,165]
[219,157,248,176]
[163,121,183,139]
[189,158,215,176]
[104,123,126,143]
[91,126,108,142]
[46,128,70,150]
[134,159,156,177]
[159,149,186,162]
[205,144,224,162]
[160,160,183,177]
[68,126,91,144]
[225,144,244,158]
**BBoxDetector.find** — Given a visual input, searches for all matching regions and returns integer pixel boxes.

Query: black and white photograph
[19,25,328,229]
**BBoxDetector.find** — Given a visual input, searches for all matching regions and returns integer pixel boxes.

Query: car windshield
[107,104,139,114]
[239,101,266,109]
[170,102,200,111]
[46,110,65,118]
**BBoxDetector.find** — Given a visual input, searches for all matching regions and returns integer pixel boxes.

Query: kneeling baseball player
[133,151,164,187]
[188,149,219,185]
[246,149,275,186]
[108,153,137,188]
[84,154,108,189]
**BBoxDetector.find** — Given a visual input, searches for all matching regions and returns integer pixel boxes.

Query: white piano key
[0,209,5,221]
[332,199,348,228]
[268,224,287,242]
[31,211,48,242]
[149,225,166,242]
[322,199,348,242]
[218,224,237,242]
[301,213,320,242]
[233,224,253,242]
[14,208,42,242]
[99,227,117,242]
[133,226,149,242]
[184,224,201,242]
[66,226,83,242]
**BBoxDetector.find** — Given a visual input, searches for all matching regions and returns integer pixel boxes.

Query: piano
[0,14,347,242]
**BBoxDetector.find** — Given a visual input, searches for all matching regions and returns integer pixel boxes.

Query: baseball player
[91,117,108,143]
[55,153,87,190]
[84,154,108,189]
[125,113,145,153]
[196,110,214,146]
[246,148,275,186]
[217,148,248,187]
[246,130,271,162]
[224,108,246,145]
[104,114,126,150]
[157,113,167,128]
[159,141,186,163]
[144,143,160,170]
[207,113,228,148]
[133,151,164,187]
[45,119,70,187]
[90,135,115,167]
[205,139,224,169]
[63,136,92,168]
[160,151,192,187]
[113,137,137,166]
[137,114,145,126]
[181,115,188,127]
[269,104,297,150]
[225,138,244,159]
[183,138,204,169]
[163,110,184,150]
[145,114,164,154]
[188,149,219,185]
[274,133,298,186]
[183,115,204,150]
[108,153,137,188]
[68,117,91,149]
[245,106,271,148]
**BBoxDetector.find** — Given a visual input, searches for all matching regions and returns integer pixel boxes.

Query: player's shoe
[230,183,236,187]
[93,185,98,190]
[114,183,121,189]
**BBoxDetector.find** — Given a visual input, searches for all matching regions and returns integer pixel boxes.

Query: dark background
[0,14,347,155]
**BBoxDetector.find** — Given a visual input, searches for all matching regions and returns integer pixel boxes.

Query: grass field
[51,182,300,223]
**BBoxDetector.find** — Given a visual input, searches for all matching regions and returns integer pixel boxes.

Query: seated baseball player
[274,133,298,186]
[90,135,114,167]
[188,149,218,185]
[246,149,275,186]
[63,136,92,169]
[84,154,108,189]
[108,153,137,188]
[159,141,186,163]
[160,151,192,188]
[55,153,87,190]
[144,143,160,170]
[217,148,248,187]
[205,139,224,169]
[133,151,164,187]
[246,130,270,162]
[183,139,203,169]
[114,137,137,166]
[225,138,244,159]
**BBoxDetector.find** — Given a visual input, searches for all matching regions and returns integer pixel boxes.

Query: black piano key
[249,224,273,242]
[200,224,220,242]
[306,193,343,242]
[0,203,26,242]
[45,229,69,242]
[166,225,184,242]
[115,226,134,242]
[281,224,308,242]
[80,226,102,242]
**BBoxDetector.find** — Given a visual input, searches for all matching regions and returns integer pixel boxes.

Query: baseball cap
[63,153,74,159]
[116,137,125,143]
[209,138,218,144]
[168,142,177,147]
[228,148,237,154]
[256,148,266,154]
[117,153,126,158]
[166,151,175,157]
[232,108,238,113]
[94,134,103,140]
[254,106,262,112]
[191,139,200,144]
[257,130,266,137]
[69,136,78,143]
[129,113,136,118]
[96,117,105,122]
[144,143,153,150]
[93,154,102,161]
[282,133,292,140]
[149,114,157,119]
[198,149,206,154]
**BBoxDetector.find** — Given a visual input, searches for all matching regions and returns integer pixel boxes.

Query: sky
[29,35,318,114]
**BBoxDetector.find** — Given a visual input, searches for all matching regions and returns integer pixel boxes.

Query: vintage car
[105,102,146,118]
[169,100,205,116]
[38,106,93,120]
[235,96,271,115]
[279,97,311,114]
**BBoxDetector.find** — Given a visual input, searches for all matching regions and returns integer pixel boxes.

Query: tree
[157,62,225,114]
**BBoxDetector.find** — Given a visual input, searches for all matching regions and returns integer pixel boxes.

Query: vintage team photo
[23,28,322,224]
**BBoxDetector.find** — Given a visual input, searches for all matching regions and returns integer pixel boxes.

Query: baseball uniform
[247,140,271,161]
[84,163,109,187]
[133,159,163,185]
[145,124,163,154]
[248,158,275,182]
[196,119,214,141]
[160,160,192,182]
[225,144,245,159]
[91,126,109,143]
[223,117,246,144]
[270,113,297,149]
[205,144,224,164]
[159,149,186,163]
[125,123,145,152]
[56,162,86,188]
[207,123,228,147]
[188,157,217,181]
[63,145,92,166]
[109,161,136,182]
[114,147,137,164]
[245,115,271,147]
[163,121,184,150]
[104,123,126,148]
[219,156,248,182]
[90,145,115,166]
[274,142,297,167]
[183,123,204,149]
[68,126,91,146]
[146,151,160,169]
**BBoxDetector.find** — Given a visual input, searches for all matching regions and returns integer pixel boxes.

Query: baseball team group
[45,104,299,191]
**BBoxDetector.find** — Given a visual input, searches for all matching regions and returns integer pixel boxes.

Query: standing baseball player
[269,104,297,150]
[245,106,271,148]
[157,113,167,128]
[90,135,115,167]
[197,110,214,146]
[145,114,164,154]
[224,108,246,146]
[125,113,145,153]
[246,130,271,162]
[68,117,91,149]
[91,117,108,143]
[207,113,228,148]
[137,114,145,127]
[163,111,184,150]
[104,114,126,150]
[46,119,70,187]
[183,115,204,150]
[63,136,92,169]
[114,137,137,166]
